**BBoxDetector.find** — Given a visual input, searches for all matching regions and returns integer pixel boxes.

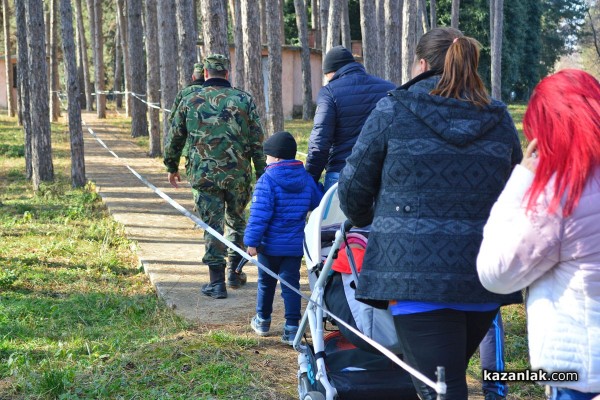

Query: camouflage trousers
[194,186,251,269]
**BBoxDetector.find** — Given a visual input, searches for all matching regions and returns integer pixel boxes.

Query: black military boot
[227,256,247,289]
[201,266,227,299]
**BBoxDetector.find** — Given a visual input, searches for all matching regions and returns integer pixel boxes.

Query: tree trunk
[74,5,85,109]
[176,0,198,89]
[241,0,265,121]
[116,0,131,116]
[89,0,105,118]
[127,0,148,137]
[312,0,320,48]
[157,0,179,146]
[15,0,32,178]
[587,8,600,60]
[385,0,402,84]
[145,0,161,156]
[294,0,313,120]
[229,0,244,89]
[451,0,460,29]
[74,0,92,111]
[266,0,283,133]
[419,0,429,34]
[2,0,15,117]
[430,0,437,29]
[375,0,385,76]
[341,0,351,51]
[201,0,229,56]
[490,0,503,99]
[50,0,61,121]
[59,0,85,187]
[359,0,379,75]
[319,0,329,52]
[259,0,267,45]
[114,22,123,109]
[326,0,342,54]
[402,0,418,83]
[25,0,54,189]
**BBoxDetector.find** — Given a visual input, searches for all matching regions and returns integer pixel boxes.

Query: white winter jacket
[477,165,600,393]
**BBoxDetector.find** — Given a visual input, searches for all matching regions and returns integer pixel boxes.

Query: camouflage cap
[193,63,204,74]
[204,54,230,71]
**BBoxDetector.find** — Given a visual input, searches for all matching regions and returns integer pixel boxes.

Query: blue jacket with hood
[244,160,323,256]
[305,62,396,182]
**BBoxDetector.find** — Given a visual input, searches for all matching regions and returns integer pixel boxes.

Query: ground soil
[82,111,485,399]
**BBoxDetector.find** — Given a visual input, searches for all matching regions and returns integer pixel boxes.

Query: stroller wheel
[302,391,325,400]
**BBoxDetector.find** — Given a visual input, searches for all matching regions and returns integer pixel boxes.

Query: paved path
[82,112,299,329]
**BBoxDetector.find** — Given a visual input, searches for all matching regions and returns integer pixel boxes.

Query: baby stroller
[294,183,420,400]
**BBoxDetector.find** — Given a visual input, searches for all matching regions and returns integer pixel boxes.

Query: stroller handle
[342,219,353,234]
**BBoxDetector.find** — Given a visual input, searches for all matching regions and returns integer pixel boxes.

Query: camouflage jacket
[163,78,266,191]
[168,78,205,125]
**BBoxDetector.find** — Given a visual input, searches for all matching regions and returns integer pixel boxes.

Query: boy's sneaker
[250,314,271,336]
[281,324,299,345]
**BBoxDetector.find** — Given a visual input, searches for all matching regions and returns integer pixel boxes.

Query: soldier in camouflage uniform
[169,62,206,208]
[164,54,266,299]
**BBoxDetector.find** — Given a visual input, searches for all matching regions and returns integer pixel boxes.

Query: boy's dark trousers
[256,254,303,326]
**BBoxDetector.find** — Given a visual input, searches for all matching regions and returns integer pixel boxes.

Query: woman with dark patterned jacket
[337,28,522,400]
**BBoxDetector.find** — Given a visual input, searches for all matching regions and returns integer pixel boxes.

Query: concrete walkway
[82,112,300,329]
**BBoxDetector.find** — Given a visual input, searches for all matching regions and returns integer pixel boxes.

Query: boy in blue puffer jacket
[244,131,323,345]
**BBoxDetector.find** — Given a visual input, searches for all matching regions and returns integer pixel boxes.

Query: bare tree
[341,0,352,51]
[490,0,503,99]
[375,0,385,76]
[402,0,418,83]
[25,0,54,189]
[312,0,321,49]
[2,0,15,117]
[418,0,429,35]
[229,0,244,89]
[15,0,32,178]
[266,0,283,133]
[176,0,198,89]
[127,0,148,137]
[116,0,131,116]
[50,0,61,121]
[59,0,85,187]
[320,0,329,52]
[430,0,437,29]
[587,8,600,60]
[259,0,267,45]
[157,0,179,145]
[201,0,229,56]
[385,0,402,84]
[294,0,313,120]
[241,0,265,121]
[451,0,460,29]
[88,0,106,118]
[145,0,161,156]
[113,22,123,109]
[74,0,92,111]
[359,0,380,75]
[326,0,342,54]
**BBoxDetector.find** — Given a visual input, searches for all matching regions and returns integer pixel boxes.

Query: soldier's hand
[168,172,181,188]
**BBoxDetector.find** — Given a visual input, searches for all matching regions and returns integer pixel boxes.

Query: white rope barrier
[81,116,446,397]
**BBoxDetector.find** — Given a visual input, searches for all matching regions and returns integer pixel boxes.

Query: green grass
[0,115,292,400]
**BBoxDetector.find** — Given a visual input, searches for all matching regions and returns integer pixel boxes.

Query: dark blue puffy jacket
[244,160,323,256]
[305,62,396,182]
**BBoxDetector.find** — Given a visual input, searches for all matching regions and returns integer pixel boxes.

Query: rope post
[436,366,446,400]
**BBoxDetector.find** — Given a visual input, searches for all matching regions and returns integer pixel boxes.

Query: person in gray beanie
[305,45,395,191]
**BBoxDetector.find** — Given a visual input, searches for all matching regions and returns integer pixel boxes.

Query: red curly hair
[523,69,600,216]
